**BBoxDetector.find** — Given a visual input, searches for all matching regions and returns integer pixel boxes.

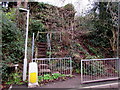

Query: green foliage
[43,74,53,80]
[89,2,118,55]
[52,73,61,79]
[38,76,44,82]
[75,43,89,55]
[6,72,24,85]
[47,51,52,56]
[2,13,24,81]
[75,69,80,74]
[5,8,16,21]
[87,45,104,58]
[38,73,70,83]
[29,19,47,42]
[29,19,45,37]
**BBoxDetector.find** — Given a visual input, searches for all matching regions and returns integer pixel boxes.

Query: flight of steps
[37,42,47,58]
[36,42,51,75]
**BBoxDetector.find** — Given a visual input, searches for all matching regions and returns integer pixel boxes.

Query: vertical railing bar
[64,58,65,74]
[65,59,67,74]
[103,60,105,79]
[113,60,116,77]
[104,61,108,77]
[41,60,42,76]
[70,57,72,75]
[85,61,87,81]
[97,60,98,80]
[85,61,86,82]
[107,60,109,78]
[66,59,67,74]
[81,60,83,83]
[91,60,93,81]
[64,59,65,74]
[64,59,66,75]
[102,60,103,79]
[84,61,85,82]
[65,59,66,74]
[68,58,69,75]
[61,59,62,74]
[96,61,98,80]
[92,60,94,81]
[50,59,52,73]
[92,60,93,81]
[112,59,114,78]
[100,60,101,79]
[98,60,100,80]
[89,61,90,81]
[43,60,44,76]
[99,60,101,79]
[103,60,104,79]
[51,59,52,73]
[114,59,119,77]
[55,59,57,73]
[60,58,61,74]
[114,59,115,77]
[56,59,59,74]
[110,59,111,77]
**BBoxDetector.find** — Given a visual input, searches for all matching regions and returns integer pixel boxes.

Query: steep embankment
[29,2,107,61]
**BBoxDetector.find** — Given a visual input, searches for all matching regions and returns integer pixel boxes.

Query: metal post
[20,8,29,81]
[81,60,83,83]
[32,33,35,62]
[70,57,72,75]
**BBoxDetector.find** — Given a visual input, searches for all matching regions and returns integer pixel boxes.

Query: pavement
[11,74,119,89]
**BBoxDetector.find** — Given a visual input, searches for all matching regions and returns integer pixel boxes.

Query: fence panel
[33,57,72,76]
[81,58,119,83]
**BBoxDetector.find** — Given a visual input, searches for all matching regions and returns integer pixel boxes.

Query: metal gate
[33,57,72,76]
[81,58,119,83]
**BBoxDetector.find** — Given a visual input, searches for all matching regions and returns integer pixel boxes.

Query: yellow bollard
[28,62,39,87]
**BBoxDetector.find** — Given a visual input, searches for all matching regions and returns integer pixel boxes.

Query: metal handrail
[32,57,71,61]
[81,58,119,61]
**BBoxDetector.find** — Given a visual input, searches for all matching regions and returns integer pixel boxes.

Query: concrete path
[11,74,119,89]
[39,75,81,88]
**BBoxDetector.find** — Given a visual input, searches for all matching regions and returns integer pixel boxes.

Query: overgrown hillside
[2,2,119,86]
[27,2,119,71]
[29,2,120,70]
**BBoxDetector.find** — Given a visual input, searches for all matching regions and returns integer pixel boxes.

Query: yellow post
[28,62,39,88]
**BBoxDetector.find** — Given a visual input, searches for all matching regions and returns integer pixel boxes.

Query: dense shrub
[2,13,24,81]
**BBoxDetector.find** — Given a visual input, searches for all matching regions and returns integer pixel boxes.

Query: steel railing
[81,58,119,83]
[33,57,72,76]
